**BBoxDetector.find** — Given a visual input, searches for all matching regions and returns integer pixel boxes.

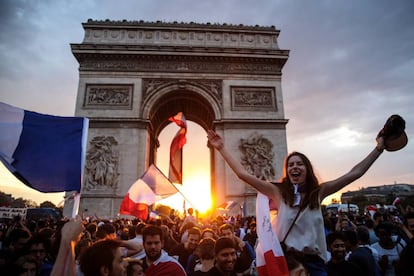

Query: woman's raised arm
[207,130,280,203]
[319,136,385,200]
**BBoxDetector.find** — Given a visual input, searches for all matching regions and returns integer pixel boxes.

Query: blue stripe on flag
[0,102,88,192]
[142,164,177,197]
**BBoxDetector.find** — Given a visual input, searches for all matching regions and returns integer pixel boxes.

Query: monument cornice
[72,52,287,75]
[214,119,289,129]
[80,19,287,52]
[86,118,150,128]
[84,19,278,32]
[71,43,289,57]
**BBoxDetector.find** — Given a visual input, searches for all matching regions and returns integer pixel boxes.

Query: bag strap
[281,207,302,244]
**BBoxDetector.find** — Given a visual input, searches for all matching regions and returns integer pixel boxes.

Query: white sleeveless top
[274,200,328,262]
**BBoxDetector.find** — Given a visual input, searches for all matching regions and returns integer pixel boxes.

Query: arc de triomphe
[63,20,289,218]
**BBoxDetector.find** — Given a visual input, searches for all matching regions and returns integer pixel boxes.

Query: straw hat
[377,114,408,151]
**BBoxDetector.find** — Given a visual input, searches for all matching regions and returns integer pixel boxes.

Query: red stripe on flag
[168,112,187,184]
[257,251,289,276]
[169,112,187,129]
[119,193,149,220]
[119,164,177,219]
[256,193,289,276]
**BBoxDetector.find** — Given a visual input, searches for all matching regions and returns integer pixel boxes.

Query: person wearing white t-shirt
[207,124,395,276]
[371,222,404,276]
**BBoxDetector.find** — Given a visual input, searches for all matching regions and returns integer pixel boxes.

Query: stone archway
[141,79,220,166]
[63,20,289,218]
[141,79,221,134]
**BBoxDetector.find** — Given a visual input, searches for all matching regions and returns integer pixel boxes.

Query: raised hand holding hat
[377,114,408,151]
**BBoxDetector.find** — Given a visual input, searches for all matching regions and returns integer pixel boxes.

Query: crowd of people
[0,117,411,275]
[205,116,410,276]
[0,203,413,276]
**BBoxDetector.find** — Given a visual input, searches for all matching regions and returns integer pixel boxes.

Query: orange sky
[0,121,341,213]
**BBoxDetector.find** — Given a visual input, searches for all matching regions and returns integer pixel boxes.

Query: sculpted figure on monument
[86,86,131,106]
[84,136,119,190]
[239,133,275,181]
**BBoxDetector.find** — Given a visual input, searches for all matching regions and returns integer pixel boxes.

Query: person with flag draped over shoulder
[207,116,406,276]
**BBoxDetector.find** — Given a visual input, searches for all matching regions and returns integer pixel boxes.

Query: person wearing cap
[205,237,238,276]
[207,115,407,276]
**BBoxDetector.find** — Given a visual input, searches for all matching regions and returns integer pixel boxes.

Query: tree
[40,201,56,208]
[9,197,37,208]
[0,190,13,207]
[0,191,38,208]
[26,199,37,208]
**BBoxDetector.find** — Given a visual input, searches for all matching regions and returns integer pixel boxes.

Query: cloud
[1,0,413,203]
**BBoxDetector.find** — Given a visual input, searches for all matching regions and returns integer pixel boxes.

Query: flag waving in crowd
[392,197,401,206]
[0,102,89,193]
[168,112,187,184]
[120,164,178,219]
[255,192,289,276]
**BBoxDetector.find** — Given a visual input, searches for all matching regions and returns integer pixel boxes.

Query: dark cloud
[0,0,413,194]
[279,1,414,141]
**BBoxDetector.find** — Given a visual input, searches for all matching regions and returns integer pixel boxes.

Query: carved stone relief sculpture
[84,136,119,191]
[84,84,133,109]
[142,78,222,104]
[239,133,275,181]
[231,86,276,111]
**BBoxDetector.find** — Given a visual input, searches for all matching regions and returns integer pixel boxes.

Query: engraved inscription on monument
[84,84,133,109]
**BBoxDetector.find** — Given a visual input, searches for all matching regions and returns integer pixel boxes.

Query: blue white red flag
[168,112,187,184]
[392,197,401,206]
[217,200,239,211]
[0,102,88,192]
[256,193,289,276]
[120,164,178,219]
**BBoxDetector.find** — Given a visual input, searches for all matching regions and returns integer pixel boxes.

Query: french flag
[366,205,378,219]
[0,102,88,193]
[256,193,289,276]
[168,112,187,184]
[392,197,401,206]
[120,164,178,219]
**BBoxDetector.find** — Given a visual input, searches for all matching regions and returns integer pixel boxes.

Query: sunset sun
[157,121,212,214]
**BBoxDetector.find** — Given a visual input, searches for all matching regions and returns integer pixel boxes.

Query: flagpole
[172,184,199,211]
[72,192,81,218]
[72,118,88,218]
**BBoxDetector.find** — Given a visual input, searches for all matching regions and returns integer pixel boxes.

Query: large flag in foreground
[255,193,289,276]
[0,102,89,192]
[168,112,187,183]
[120,164,178,219]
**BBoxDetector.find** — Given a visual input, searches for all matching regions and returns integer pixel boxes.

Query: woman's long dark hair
[277,152,320,209]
